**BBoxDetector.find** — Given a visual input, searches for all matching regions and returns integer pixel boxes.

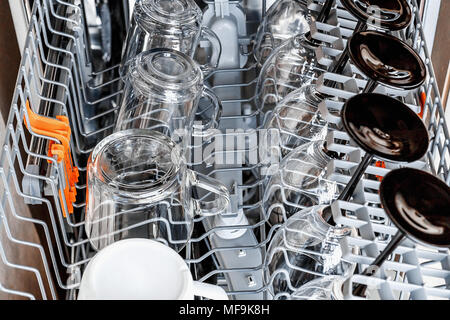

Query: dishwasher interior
[0,0,449,300]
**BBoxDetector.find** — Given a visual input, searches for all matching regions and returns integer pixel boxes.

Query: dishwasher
[0,0,449,300]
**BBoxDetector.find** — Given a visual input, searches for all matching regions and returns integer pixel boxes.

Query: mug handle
[193,281,228,300]
[186,169,230,217]
[194,26,222,75]
[193,86,223,137]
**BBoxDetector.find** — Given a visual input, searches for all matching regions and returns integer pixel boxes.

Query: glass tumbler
[115,49,222,144]
[85,129,231,252]
[120,0,221,76]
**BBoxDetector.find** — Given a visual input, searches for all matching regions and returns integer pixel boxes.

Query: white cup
[77,239,228,300]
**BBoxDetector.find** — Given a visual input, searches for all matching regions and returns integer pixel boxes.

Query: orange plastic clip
[375,160,386,182]
[419,91,426,119]
[24,101,79,217]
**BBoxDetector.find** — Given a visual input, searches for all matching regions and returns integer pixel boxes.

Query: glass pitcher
[85,129,231,252]
[115,48,222,145]
[121,0,221,76]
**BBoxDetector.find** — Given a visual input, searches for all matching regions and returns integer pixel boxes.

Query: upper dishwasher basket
[0,0,449,300]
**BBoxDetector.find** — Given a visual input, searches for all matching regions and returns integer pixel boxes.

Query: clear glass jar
[85,129,230,252]
[120,0,221,75]
[115,49,221,146]
[264,206,355,299]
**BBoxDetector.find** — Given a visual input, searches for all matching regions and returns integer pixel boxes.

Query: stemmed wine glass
[290,167,450,300]
[263,93,431,297]
[256,0,413,114]
[263,30,427,159]
[290,275,346,300]
[263,92,429,229]
[264,49,428,223]
[352,167,450,297]
[335,92,429,206]
[263,205,358,299]
[253,0,335,66]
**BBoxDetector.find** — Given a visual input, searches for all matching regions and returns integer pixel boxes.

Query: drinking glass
[290,276,345,300]
[120,0,221,76]
[255,0,413,115]
[263,84,329,157]
[263,93,430,298]
[263,206,356,299]
[253,0,335,66]
[262,30,426,158]
[78,239,229,300]
[85,129,230,252]
[290,166,449,299]
[115,48,222,144]
[352,168,450,297]
[262,139,342,226]
[263,93,429,226]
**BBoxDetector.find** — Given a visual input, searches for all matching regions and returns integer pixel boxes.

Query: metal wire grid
[0,0,448,300]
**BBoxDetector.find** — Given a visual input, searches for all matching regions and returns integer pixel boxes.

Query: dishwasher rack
[0,0,449,300]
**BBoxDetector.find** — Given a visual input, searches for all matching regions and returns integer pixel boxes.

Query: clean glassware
[289,168,449,300]
[115,48,222,144]
[263,84,329,157]
[290,276,345,300]
[253,0,335,66]
[78,239,229,300]
[340,0,412,34]
[85,129,230,252]
[263,90,431,298]
[336,92,429,205]
[263,93,429,227]
[262,139,342,226]
[263,206,357,299]
[352,167,450,297]
[255,0,413,114]
[120,0,221,76]
[262,30,426,159]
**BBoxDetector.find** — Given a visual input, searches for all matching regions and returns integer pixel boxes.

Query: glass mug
[78,239,229,300]
[85,129,230,252]
[115,49,222,144]
[121,0,221,76]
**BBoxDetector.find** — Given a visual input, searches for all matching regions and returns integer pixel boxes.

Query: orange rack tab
[375,160,386,182]
[419,91,426,119]
[24,101,79,217]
